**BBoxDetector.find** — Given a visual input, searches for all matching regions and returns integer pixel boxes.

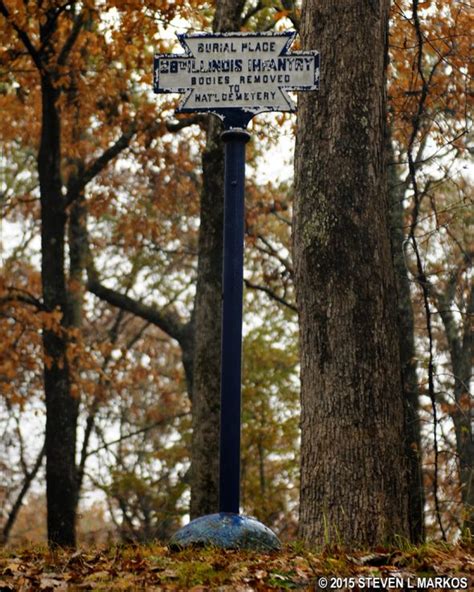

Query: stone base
[168,512,281,551]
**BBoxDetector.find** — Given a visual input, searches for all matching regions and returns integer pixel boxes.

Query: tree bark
[67,162,87,517]
[189,116,225,518]
[1,1,86,549]
[435,282,473,537]
[189,0,246,518]
[452,286,473,538]
[388,148,425,543]
[39,74,79,548]
[293,0,410,546]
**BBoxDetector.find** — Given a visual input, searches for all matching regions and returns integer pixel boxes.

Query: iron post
[219,127,251,514]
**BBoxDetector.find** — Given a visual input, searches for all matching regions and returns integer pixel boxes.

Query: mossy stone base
[168,512,281,551]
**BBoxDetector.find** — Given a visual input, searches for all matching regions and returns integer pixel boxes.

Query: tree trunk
[68,188,86,517]
[190,116,225,518]
[388,148,425,543]
[189,0,246,518]
[452,336,474,539]
[436,284,473,538]
[39,76,78,548]
[293,0,410,546]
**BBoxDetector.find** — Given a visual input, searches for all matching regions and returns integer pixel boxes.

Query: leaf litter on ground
[0,541,472,591]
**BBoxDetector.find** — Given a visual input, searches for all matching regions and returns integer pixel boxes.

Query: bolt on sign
[154,31,319,127]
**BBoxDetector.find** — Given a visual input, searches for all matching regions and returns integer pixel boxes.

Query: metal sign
[154,31,319,126]
[157,31,320,548]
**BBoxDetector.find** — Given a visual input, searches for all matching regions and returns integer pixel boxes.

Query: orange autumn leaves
[0,0,206,406]
[388,0,472,150]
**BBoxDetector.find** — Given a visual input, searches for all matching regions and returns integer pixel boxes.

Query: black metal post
[218,127,251,514]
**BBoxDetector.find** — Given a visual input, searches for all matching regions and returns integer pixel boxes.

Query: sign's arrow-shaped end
[279,30,297,56]
[176,32,195,57]
[283,51,320,93]
[154,54,195,94]
[153,58,161,93]
[177,88,195,112]
[278,87,296,112]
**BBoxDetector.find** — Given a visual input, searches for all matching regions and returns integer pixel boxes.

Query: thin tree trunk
[68,188,86,517]
[436,283,473,537]
[39,75,78,548]
[1,1,85,550]
[293,0,410,546]
[388,147,425,542]
[189,0,246,518]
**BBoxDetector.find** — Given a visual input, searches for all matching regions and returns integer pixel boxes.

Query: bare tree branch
[241,1,264,26]
[280,0,301,31]
[166,115,206,132]
[0,288,46,311]
[86,276,187,346]
[0,1,42,72]
[83,413,189,459]
[254,233,293,276]
[66,123,138,205]
[1,441,45,544]
[58,9,85,67]
[245,278,296,312]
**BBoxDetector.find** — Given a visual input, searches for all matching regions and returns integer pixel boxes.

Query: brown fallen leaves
[0,542,472,591]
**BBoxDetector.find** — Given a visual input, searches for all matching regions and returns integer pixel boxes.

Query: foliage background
[0,0,472,546]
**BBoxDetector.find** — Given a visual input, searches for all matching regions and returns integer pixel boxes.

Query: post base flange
[168,512,281,551]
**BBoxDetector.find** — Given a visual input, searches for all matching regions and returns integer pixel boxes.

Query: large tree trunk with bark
[39,75,78,548]
[189,0,246,518]
[190,116,225,518]
[293,0,410,546]
[388,148,425,543]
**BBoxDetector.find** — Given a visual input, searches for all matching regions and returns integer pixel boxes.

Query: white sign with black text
[154,32,319,119]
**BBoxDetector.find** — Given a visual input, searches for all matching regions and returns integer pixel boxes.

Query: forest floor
[0,541,472,591]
